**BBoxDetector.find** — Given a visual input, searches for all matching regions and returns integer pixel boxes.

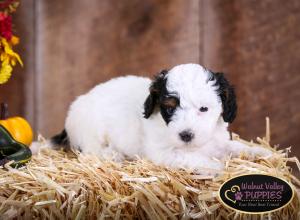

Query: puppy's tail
[51,129,70,149]
[30,129,70,154]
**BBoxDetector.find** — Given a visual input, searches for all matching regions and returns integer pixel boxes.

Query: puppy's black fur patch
[143,70,168,118]
[160,96,179,124]
[143,70,179,124]
[212,72,237,123]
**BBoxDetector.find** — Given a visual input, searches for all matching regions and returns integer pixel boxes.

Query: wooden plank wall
[202,0,300,151]
[0,0,299,157]
[34,0,200,136]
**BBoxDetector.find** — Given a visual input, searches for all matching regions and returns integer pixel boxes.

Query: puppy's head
[144,63,237,147]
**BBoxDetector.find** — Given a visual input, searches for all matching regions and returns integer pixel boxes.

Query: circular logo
[218,174,294,214]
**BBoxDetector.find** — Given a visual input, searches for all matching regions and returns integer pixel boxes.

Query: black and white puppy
[31,64,272,173]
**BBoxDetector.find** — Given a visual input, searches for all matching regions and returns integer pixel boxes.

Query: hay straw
[0,118,299,219]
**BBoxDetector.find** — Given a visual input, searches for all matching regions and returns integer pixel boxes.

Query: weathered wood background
[0,0,299,156]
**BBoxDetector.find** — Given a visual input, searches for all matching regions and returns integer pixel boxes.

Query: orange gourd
[0,103,33,145]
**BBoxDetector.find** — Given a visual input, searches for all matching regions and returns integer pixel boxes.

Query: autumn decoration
[0,0,22,84]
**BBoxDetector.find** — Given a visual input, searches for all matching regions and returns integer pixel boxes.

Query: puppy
[31,64,272,173]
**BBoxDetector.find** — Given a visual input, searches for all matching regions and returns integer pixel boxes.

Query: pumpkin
[0,103,33,145]
[0,124,32,167]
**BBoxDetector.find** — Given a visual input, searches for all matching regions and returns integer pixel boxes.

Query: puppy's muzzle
[179,130,194,143]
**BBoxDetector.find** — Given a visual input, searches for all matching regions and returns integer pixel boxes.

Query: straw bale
[0,119,299,219]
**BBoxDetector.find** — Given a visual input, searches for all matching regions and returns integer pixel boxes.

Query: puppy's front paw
[248,146,273,158]
[195,161,224,176]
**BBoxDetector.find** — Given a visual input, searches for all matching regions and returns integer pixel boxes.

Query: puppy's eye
[166,107,175,115]
[199,107,208,112]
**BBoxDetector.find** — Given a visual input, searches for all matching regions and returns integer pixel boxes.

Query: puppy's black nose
[179,130,194,143]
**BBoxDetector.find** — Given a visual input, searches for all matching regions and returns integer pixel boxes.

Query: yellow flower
[2,37,23,66]
[0,37,23,84]
[0,60,13,84]
[10,36,20,46]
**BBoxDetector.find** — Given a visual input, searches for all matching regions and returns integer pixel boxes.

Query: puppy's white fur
[31,64,271,173]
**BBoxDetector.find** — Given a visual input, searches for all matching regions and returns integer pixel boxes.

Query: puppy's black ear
[214,72,237,123]
[143,70,168,118]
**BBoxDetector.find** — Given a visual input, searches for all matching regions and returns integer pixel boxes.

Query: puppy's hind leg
[80,134,125,162]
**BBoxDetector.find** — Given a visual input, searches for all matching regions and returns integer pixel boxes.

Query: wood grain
[202,0,300,152]
[35,0,200,136]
